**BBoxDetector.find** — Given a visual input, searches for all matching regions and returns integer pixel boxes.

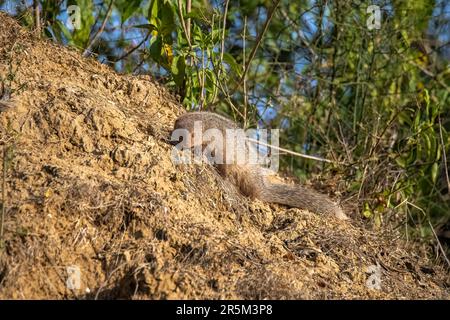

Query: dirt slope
[0,13,448,299]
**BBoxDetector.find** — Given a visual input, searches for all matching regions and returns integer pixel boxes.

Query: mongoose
[172,112,348,220]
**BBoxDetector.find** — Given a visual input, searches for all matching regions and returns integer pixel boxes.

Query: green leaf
[204,69,216,97]
[424,88,430,107]
[396,157,406,168]
[362,203,372,218]
[184,11,200,19]
[51,21,72,44]
[133,24,157,31]
[171,55,186,87]
[115,0,141,24]
[160,2,175,37]
[150,36,163,62]
[431,162,439,184]
[148,0,159,27]
[413,110,421,129]
[222,53,242,78]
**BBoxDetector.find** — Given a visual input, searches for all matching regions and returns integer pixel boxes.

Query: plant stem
[33,0,41,37]
[1,146,6,239]
[83,0,114,58]
[234,0,281,92]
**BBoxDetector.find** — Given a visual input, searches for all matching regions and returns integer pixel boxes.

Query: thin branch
[177,0,192,49]
[428,220,450,268]
[115,31,151,62]
[242,15,248,127]
[199,47,206,109]
[33,0,41,38]
[410,61,450,92]
[279,7,317,60]
[217,0,230,79]
[234,0,281,91]
[212,0,230,105]
[186,0,191,42]
[83,0,114,58]
[438,115,450,194]
[1,146,6,239]
[396,200,450,268]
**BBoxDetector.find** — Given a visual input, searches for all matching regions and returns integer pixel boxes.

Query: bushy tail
[257,179,347,220]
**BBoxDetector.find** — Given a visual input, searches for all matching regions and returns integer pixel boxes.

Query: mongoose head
[173,113,196,133]
[173,112,237,132]
[171,113,200,148]
[171,112,238,147]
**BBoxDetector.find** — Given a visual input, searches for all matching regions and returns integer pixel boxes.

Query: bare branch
[234,0,281,92]
[83,0,114,58]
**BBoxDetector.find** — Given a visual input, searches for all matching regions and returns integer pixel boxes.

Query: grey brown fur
[173,112,348,220]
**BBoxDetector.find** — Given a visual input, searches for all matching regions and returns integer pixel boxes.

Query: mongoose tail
[222,164,348,220]
[256,178,348,220]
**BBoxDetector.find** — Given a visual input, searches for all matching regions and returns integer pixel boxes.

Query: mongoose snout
[171,111,348,220]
